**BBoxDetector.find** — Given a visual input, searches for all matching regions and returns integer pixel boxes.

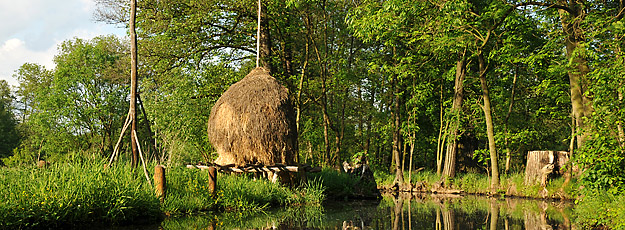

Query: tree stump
[524,151,569,186]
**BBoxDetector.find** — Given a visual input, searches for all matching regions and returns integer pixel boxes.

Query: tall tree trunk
[129,0,138,169]
[478,52,499,189]
[504,68,518,174]
[443,52,466,183]
[559,5,592,148]
[259,1,273,73]
[392,76,404,185]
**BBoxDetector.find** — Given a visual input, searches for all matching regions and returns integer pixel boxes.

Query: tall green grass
[0,161,159,228]
[162,167,325,214]
[0,162,327,228]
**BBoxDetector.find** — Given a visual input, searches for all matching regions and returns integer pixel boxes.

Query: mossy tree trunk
[443,52,467,184]
[478,51,499,189]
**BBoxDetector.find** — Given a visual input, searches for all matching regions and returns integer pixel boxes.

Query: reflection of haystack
[207,67,297,167]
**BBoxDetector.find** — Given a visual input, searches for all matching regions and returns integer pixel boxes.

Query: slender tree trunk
[129,0,138,169]
[322,97,331,164]
[332,88,346,165]
[616,42,625,147]
[443,52,466,183]
[259,1,273,73]
[478,52,500,189]
[392,76,404,185]
[436,78,445,175]
[618,89,625,147]
[504,68,518,174]
[409,112,415,184]
[295,42,309,133]
[563,115,575,187]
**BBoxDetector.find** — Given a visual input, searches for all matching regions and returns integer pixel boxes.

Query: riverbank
[375,170,625,230]
[375,170,576,200]
[0,161,327,228]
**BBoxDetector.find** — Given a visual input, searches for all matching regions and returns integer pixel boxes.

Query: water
[101,193,575,229]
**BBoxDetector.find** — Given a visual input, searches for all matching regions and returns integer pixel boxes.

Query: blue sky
[0,0,126,87]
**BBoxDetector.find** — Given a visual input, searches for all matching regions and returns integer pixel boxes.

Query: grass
[311,168,357,200]
[0,160,327,228]
[0,161,160,228]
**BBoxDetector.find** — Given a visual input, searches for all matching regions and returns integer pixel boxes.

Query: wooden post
[154,165,166,202]
[208,166,217,196]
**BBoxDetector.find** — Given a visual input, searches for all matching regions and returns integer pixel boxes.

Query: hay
[207,67,297,167]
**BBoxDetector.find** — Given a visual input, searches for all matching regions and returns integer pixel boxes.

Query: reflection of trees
[490,199,499,230]
[435,200,455,230]
[523,201,572,230]
[392,195,404,230]
[161,195,575,229]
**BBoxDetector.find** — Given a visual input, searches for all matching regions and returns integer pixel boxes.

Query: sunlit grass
[0,161,327,228]
[0,161,159,228]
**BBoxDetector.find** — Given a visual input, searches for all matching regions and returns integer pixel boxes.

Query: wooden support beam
[185,164,321,173]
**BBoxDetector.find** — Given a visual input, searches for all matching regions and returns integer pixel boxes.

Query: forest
[0,0,624,198]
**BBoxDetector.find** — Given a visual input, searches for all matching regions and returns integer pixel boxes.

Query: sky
[0,0,126,88]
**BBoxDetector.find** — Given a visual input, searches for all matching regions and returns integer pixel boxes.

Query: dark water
[103,193,575,230]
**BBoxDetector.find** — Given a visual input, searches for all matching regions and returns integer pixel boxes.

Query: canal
[101,193,574,229]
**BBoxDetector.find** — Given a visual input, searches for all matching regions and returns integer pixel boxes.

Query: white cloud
[0,0,126,88]
[0,38,56,87]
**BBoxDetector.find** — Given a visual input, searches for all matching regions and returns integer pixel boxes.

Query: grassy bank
[0,161,325,228]
[375,170,576,199]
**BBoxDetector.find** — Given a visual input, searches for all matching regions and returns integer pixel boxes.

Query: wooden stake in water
[208,166,217,196]
[154,165,166,202]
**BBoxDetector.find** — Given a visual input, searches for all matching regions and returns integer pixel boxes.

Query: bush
[575,193,625,230]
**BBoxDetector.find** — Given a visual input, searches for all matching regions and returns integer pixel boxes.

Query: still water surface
[106,193,574,229]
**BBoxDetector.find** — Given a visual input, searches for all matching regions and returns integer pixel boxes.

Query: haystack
[207,67,297,167]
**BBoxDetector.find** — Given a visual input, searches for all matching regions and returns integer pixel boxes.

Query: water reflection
[100,194,575,229]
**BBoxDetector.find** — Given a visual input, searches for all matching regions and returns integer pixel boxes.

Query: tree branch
[514,2,577,16]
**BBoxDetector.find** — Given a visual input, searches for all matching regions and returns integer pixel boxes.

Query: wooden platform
[186,163,322,173]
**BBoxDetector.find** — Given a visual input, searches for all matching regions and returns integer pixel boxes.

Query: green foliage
[575,193,625,230]
[0,80,19,159]
[311,168,358,200]
[10,36,130,163]
[577,134,625,193]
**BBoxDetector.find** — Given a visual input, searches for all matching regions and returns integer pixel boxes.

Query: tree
[130,0,139,168]
[0,80,19,158]
[11,36,130,162]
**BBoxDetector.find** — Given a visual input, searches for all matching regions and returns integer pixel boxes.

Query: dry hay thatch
[207,67,297,167]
